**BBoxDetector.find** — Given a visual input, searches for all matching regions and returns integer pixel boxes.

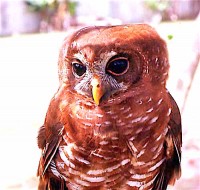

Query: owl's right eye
[106,57,129,76]
[72,62,86,77]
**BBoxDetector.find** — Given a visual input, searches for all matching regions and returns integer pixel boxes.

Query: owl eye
[72,62,86,77]
[106,58,129,76]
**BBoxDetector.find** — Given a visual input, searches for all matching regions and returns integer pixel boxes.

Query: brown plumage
[37,24,182,190]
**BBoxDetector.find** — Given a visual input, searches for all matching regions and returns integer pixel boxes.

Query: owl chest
[55,136,131,189]
[53,126,166,190]
[55,102,169,189]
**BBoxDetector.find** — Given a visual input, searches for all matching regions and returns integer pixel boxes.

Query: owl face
[58,25,169,106]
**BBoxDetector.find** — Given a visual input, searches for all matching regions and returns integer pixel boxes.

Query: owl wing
[37,123,67,190]
[153,92,182,190]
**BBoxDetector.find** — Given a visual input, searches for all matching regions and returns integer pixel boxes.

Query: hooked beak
[91,77,105,106]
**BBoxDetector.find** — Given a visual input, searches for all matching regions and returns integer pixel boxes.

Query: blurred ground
[0,21,199,190]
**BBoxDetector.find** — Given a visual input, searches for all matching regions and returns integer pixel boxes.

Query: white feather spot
[137,149,145,158]
[157,98,163,105]
[99,140,109,145]
[141,115,149,122]
[152,145,163,160]
[156,133,163,141]
[112,115,118,119]
[106,163,121,173]
[95,123,101,127]
[152,151,160,160]
[111,136,119,140]
[142,173,158,189]
[106,110,113,114]
[59,100,68,112]
[151,144,159,152]
[104,121,112,125]
[148,158,165,172]
[111,145,118,148]
[118,122,126,127]
[92,152,104,158]
[75,112,82,119]
[135,127,143,134]
[130,116,142,124]
[121,159,130,166]
[84,176,106,183]
[167,108,172,116]
[149,116,159,124]
[59,147,75,168]
[95,113,103,118]
[123,107,131,113]
[57,162,65,169]
[68,168,77,177]
[84,101,93,106]
[74,155,90,165]
[128,141,138,153]
[126,180,141,187]
[131,173,151,180]
[129,136,136,141]
[132,161,145,166]
[142,142,148,148]
[163,72,168,76]
[74,178,90,187]
[87,169,104,175]
[50,160,61,178]
[82,121,93,127]
[119,106,125,111]
[88,163,122,175]
[147,97,152,102]
[146,107,153,113]
[86,114,92,120]
[64,143,75,159]
[125,113,133,119]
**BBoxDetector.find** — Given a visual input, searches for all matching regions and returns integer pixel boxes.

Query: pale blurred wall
[76,0,145,23]
[0,0,41,36]
[0,0,199,36]
[0,0,145,36]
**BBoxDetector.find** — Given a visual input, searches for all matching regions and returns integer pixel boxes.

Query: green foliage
[25,0,78,16]
[25,0,55,12]
[68,1,78,16]
[167,34,173,40]
[144,0,170,12]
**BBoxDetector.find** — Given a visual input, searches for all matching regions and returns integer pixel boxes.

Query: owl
[37,24,182,190]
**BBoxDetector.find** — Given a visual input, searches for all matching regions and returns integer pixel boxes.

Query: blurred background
[0,0,199,189]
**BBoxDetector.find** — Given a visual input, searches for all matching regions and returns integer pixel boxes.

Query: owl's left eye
[106,58,129,76]
[72,62,86,77]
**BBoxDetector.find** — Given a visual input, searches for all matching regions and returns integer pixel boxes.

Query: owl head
[58,24,169,106]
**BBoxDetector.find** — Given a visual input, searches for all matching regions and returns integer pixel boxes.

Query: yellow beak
[91,77,104,106]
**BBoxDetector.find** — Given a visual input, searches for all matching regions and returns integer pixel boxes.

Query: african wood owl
[37,24,182,190]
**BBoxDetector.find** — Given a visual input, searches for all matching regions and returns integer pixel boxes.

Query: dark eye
[72,62,86,77]
[106,58,129,76]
